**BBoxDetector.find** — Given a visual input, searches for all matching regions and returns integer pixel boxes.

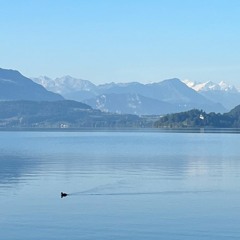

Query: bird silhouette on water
[61,192,68,198]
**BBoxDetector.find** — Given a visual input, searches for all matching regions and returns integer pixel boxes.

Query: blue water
[0,131,240,239]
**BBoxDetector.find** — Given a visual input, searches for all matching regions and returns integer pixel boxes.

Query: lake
[0,131,240,239]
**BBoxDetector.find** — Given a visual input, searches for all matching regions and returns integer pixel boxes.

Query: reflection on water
[0,155,42,188]
[0,131,240,239]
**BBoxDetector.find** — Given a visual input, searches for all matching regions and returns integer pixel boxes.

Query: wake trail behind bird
[69,182,126,196]
[67,182,220,197]
[69,190,215,197]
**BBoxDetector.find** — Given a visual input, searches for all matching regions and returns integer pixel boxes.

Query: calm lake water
[0,131,240,239]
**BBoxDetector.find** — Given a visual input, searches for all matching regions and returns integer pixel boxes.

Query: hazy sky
[1,0,240,86]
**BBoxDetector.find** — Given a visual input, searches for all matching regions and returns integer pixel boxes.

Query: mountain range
[33,76,227,115]
[1,67,239,116]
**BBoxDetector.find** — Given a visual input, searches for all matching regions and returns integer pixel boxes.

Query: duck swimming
[61,192,68,198]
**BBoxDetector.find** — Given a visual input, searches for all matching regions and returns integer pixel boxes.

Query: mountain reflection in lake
[0,131,240,240]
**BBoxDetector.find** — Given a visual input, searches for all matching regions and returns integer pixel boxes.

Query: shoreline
[0,127,240,134]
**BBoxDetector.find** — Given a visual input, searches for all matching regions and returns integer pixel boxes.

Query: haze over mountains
[0,68,144,128]
[1,67,239,116]
[33,75,233,115]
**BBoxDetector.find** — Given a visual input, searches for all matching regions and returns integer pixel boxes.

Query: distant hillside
[0,68,63,101]
[84,93,178,115]
[0,100,145,128]
[32,76,225,115]
[87,79,225,114]
[154,105,240,128]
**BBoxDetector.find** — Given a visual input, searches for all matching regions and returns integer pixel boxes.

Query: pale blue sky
[1,0,240,85]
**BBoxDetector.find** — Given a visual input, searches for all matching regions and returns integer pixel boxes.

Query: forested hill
[154,105,240,128]
[0,100,144,128]
[1,100,240,129]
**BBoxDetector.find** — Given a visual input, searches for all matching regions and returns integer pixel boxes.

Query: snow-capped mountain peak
[182,79,239,93]
[182,79,197,88]
[219,81,238,92]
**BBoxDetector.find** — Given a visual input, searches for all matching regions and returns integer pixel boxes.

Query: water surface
[0,131,240,239]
